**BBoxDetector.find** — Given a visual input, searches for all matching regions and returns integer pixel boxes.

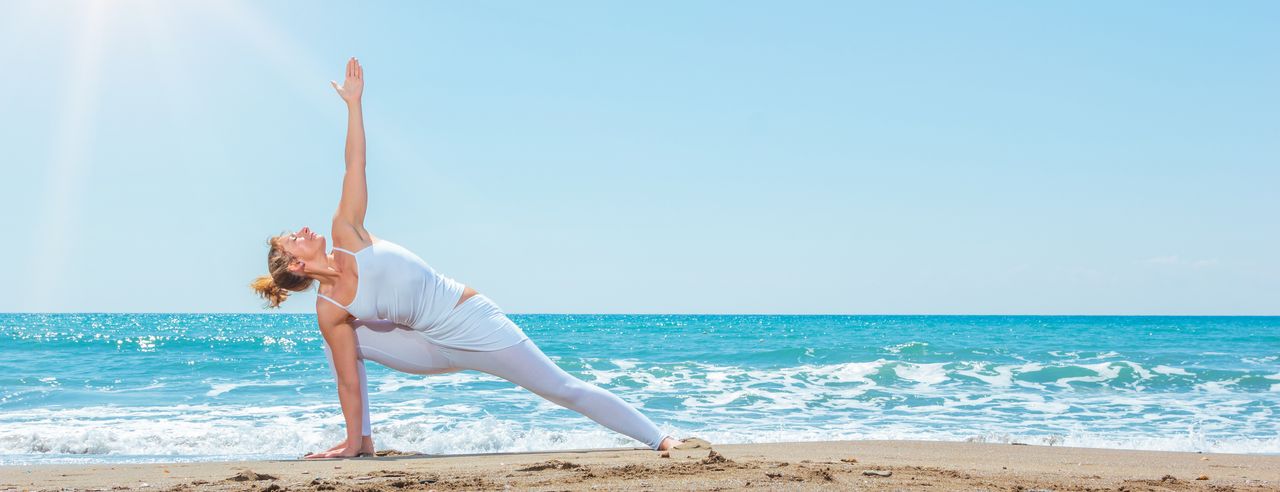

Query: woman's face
[278,226,327,270]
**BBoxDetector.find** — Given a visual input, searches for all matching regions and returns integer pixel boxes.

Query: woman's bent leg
[445,339,669,450]
[349,320,460,376]
[324,320,461,436]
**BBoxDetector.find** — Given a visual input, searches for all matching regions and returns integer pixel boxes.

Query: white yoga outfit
[317,240,670,450]
[318,241,525,351]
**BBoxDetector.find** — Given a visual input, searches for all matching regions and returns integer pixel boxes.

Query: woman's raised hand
[330,57,364,103]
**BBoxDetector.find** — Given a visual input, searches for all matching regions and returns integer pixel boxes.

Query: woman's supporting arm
[309,308,365,458]
[323,341,371,437]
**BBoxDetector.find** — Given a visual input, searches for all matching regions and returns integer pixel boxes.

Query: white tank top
[317,240,464,331]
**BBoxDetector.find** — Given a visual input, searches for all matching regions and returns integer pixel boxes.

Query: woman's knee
[537,378,598,407]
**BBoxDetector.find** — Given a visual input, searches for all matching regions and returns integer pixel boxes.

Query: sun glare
[30,0,109,309]
[25,0,334,309]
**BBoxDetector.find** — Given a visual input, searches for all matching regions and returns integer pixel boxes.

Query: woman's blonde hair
[250,235,314,308]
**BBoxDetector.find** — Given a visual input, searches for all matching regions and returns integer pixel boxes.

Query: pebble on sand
[1197,475,1209,480]
[863,470,892,477]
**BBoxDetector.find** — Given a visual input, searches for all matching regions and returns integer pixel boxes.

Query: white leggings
[324,320,670,450]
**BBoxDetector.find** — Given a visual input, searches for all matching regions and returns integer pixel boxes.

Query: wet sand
[4,440,1279,491]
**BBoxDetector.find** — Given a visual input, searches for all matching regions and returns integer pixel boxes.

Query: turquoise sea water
[1,314,1277,464]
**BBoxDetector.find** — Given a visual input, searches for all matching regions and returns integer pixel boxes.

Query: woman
[251,58,700,459]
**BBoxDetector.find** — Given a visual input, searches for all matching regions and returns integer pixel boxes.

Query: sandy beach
[4,440,1279,491]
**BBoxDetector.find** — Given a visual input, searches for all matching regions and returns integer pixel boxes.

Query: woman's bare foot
[670,437,712,450]
[306,436,376,458]
[657,437,682,451]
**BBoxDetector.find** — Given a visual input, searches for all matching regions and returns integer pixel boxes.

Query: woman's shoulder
[329,219,377,253]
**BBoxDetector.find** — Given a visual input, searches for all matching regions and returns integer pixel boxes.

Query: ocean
[1,313,1276,465]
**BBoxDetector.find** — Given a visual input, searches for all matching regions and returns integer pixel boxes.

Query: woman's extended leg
[443,339,671,450]
[323,320,462,437]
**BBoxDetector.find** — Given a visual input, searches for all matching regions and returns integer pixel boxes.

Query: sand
[4,440,1279,491]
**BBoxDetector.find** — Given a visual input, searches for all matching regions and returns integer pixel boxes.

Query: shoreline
[4,440,1279,491]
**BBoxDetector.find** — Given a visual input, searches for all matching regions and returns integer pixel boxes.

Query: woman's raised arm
[330,57,368,238]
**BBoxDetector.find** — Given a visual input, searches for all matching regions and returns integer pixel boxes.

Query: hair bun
[250,274,290,308]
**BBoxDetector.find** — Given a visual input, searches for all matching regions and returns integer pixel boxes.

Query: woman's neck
[306,254,343,286]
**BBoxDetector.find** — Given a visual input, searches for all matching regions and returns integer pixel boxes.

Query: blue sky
[1,1,1276,314]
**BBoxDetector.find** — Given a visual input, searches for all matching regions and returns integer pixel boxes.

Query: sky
[0,0,1276,315]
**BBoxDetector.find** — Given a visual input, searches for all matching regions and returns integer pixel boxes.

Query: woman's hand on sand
[330,57,364,103]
